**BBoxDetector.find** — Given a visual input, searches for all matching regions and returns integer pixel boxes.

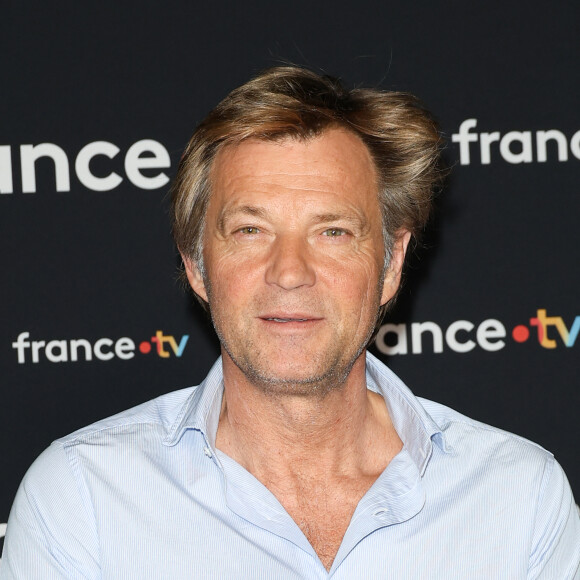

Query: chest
[273,479,375,570]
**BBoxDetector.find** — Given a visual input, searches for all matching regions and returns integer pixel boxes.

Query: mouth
[259,313,323,325]
[258,315,323,336]
[264,317,310,323]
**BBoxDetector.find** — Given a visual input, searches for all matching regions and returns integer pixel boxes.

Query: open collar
[163,352,451,476]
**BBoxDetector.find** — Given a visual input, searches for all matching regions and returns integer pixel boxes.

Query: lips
[265,317,309,322]
[259,313,322,323]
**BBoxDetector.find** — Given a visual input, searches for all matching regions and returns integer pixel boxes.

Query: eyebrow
[310,213,366,226]
[217,205,268,233]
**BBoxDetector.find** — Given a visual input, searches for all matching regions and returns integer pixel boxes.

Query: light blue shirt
[2,352,579,579]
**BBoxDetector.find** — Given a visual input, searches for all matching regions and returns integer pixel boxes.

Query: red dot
[139,341,152,354]
[512,325,530,343]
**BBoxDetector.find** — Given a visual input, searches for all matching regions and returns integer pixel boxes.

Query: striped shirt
[1,352,579,578]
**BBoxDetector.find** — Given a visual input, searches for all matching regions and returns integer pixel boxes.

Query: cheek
[206,256,260,309]
[321,257,384,307]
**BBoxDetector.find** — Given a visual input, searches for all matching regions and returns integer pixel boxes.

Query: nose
[265,234,316,290]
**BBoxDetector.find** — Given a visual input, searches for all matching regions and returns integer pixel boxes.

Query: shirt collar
[365,351,451,475]
[163,352,450,475]
[163,356,225,448]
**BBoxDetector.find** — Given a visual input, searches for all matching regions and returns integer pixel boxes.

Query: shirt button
[203,446,213,458]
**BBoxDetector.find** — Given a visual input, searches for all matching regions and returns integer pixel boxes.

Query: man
[2,67,579,579]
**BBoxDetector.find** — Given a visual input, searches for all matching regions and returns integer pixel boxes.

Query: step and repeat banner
[1,1,578,554]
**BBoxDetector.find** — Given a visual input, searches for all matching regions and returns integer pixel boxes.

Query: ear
[181,254,209,302]
[380,230,412,306]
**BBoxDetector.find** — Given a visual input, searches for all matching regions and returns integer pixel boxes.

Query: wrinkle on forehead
[210,129,380,194]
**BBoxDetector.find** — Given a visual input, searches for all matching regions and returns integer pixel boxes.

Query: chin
[234,355,354,398]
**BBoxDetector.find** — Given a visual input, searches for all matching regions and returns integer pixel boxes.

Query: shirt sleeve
[528,456,580,580]
[0,443,100,580]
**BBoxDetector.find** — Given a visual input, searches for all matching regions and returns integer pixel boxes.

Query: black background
[1,0,579,554]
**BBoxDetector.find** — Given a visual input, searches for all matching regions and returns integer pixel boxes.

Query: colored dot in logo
[512,325,530,343]
[139,341,152,354]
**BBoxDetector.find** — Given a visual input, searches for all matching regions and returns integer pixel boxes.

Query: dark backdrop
[1,0,579,555]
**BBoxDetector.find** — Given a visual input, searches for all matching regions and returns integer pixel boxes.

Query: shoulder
[55,385,198,448]
[417,396,577,533]
[419,398,580,575]
[9,386,201,542]
[366,352,554,473]
[1,387,201,578]
[13,385,200,500]
[419,396,554,468]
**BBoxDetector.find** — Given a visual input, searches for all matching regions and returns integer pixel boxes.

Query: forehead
[208,128,380,210]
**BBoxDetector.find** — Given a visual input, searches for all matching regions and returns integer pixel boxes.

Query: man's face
[184,128,408,395]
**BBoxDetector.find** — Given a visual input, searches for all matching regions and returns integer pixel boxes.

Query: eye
[237,226,260,235]
[322,228,346,237]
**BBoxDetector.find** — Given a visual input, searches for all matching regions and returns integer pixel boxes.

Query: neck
[215,351,401,480]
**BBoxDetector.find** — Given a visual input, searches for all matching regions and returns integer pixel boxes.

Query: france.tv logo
[375,309,580,356]
[12,331,189,364]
